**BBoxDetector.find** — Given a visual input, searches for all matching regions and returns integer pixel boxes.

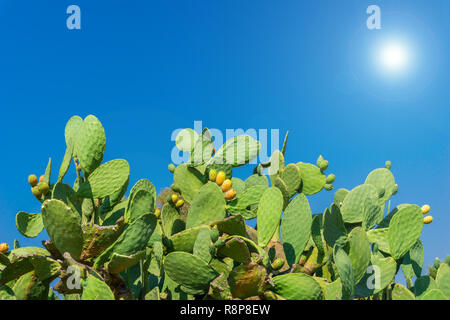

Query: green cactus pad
[230,177,245,196]
[43,158,52,185]
[0,247,51,285]
[58,145,74,183]
[388,204,423,260]
[311,214,325,255]
[209,135,261,167]
[273,176,290,208]
[297,162,326,195]
[9,247,51,260]
[267,150,285,176]
[340,184,378,223]
[227,185,267,219]
[193,228,213,263]
[245,174,269,189]
[217,237,251,264]
[0,285,15,300]
[176,128,199,152]
[98,179,129,217]
[324,279,342,300]
[75,115,106,177]
[15,212,44,238]
[333,188,349,207]
[346,227,371,284]
[13,271,51,300]
[257,187,284,248]
[29,256,61,281]
[101,200,127,226]
[52,182,82,216]
[392,283,415,300]
[186,182,226,229]
[209,214,246,237]
[401,240,423,280]
[280,194,312,266]
[436,263,450,298]
[124,189,154,223]
[355,254,396,297]
[94,213,157,269]
[280,163,301,198]
[173,164,207,203]
[145,287,160,300]
[81,275,115,300]
[161,203,185,236]
[169,225,210,253]
[323,204,347,248]
[104,251,146,274]
[414,276,437,298]
[0,258,34,286]
[362,197,383,230]
[273,273,323,300]
[126,179,156,206]
[80,224,123,261]
[367,228,391,254]
[65,115,83,147]
[41,199,84,260]
[163,252,218,291]
[333,246,355,300]
[188,128,214,166]
[77,159,130,199]
[364,168,395,204]
[421,289,448,300]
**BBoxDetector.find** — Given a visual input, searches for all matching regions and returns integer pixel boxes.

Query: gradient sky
[0,0,448,283]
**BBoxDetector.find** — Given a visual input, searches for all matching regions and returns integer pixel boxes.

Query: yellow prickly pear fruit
[39,175,45,183]
[423,216,433,224]
[38,182,50,196]
[0,243,9,253]
[31,186,42,199]
[221,179,232,192]
[216,171,226,186]
[209,169,217,182]
[28,174,38,187]
[224,189,237,200]
[271,258,285,271]
[421,205,431,215]
[171,194,178,203]
[175,199,184,208]
[168,163,175,173]
[154,208,161,218]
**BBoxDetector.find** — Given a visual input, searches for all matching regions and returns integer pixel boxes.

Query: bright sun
[379,43,410,72]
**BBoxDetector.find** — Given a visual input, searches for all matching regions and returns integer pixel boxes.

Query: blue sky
[0,0,448,279]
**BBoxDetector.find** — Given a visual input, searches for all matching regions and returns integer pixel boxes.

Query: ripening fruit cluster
[209,169,236,200]
[167,193,184,208]
[421,204,433,224]
[28,174,50,200]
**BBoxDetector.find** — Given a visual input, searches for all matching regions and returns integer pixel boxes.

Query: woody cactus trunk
[0,115,448,300]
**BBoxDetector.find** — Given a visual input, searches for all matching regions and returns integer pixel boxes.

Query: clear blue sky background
[0,0,448,282]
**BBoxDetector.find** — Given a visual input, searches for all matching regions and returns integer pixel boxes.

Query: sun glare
[378,43,410,72]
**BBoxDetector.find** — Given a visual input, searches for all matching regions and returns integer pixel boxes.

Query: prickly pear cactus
[2,115,446,300]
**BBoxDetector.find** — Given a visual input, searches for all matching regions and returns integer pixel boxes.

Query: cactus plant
[1,115,447,300]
